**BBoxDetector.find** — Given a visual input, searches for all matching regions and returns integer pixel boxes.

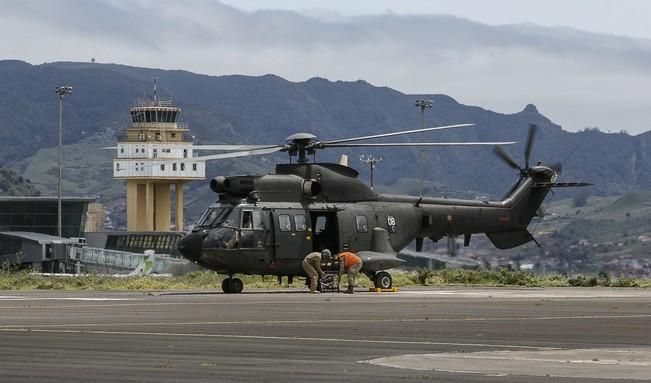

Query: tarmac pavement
[0,287,649,382]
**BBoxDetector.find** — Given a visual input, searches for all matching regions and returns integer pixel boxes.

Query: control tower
[113,85,205,232]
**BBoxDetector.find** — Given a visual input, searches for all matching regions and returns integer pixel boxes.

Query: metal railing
[75,247,147,270]
[115,131,193,143]
[134,99,174,107]
[72,247,190,274]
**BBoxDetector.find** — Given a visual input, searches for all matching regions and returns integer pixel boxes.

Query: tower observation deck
[113,91,205,232]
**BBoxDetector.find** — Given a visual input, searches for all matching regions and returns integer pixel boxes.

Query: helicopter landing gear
[373,271,393,289]
[222,277,244,294]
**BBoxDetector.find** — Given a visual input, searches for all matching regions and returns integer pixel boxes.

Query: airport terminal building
[0,197,94,270]
[0,196,95,238]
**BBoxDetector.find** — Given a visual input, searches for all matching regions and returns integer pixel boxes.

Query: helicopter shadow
[152,289,326,296]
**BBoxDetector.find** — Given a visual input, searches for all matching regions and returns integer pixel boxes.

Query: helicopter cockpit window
[196,207,233,228]
[294,214,306,231]
[355,215,368,233]
[278,215,292,231]
[222,209,242,229]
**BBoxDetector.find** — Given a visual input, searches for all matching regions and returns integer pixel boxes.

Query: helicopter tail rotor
[493,145,521,171]
[493,123,539,178]
[524,123,537,168]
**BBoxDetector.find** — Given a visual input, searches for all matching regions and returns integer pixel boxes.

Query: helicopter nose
[177,231,204,261]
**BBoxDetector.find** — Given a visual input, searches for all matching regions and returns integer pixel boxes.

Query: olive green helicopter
[177,123,589,293]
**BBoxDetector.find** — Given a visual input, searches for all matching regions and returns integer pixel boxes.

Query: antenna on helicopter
[360,154,383,190]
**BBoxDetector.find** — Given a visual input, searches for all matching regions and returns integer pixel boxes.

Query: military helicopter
[178,123,589,293]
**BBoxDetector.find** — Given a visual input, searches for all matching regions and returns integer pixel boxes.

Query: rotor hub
[285,133,319,163]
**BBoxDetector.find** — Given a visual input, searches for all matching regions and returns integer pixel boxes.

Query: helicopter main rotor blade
[320,123,475,145]
[524,123,538,168]
[193,144,280,151]
[195,146,285,161]
[324,141,516,148]
[493,145,521,170]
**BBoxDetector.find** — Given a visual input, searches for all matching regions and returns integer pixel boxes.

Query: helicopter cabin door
[310,211,339,253]
[271,209,311,261]
[238,208,266,251]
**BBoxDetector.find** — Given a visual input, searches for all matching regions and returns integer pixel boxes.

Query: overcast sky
[2,0,650,133]
[222,0,651,40]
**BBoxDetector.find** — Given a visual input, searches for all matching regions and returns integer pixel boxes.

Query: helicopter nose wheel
[222,277,244,294]
[373,271,393,289]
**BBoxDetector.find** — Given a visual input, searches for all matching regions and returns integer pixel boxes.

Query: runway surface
[0,287,650,382]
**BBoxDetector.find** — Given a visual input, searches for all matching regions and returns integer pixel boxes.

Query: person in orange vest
[336,251,363,294]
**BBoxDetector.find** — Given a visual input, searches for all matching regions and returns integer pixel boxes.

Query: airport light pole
[360,154,382,190]
[415,99,432,196]
[55,85,72,238]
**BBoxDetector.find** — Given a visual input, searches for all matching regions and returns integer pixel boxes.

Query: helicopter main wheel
[221,278,231,294]
[374,271,393,289]
[222,277,244,294]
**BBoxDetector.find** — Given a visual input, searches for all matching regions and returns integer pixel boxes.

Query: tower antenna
[152,77,158,104]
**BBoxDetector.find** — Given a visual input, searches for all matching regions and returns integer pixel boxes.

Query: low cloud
[2,0,650,133]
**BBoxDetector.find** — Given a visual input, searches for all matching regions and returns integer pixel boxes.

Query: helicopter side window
[278,215,292,232]
[355,215,368,233]
[242,210,253,229]
[314,216,327,234]
[294,214,306,232]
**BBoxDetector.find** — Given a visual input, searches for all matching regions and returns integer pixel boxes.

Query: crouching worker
[302,249,330,293]
[336,251,363,294]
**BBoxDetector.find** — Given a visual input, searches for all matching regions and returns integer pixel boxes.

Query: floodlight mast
[55,85,72,238]
[415,99,432,196]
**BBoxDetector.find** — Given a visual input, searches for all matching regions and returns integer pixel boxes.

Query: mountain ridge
[1,60,649,225]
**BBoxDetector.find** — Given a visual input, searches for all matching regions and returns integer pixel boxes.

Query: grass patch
[412,269,568,287]
[0,269,649,290]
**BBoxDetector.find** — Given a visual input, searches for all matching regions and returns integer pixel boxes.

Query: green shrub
[410,269,432,285]
[609,277,639,288]
[0,269,648,290]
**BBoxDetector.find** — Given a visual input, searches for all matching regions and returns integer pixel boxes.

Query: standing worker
[303,249,330,293]
[336,251,363,294]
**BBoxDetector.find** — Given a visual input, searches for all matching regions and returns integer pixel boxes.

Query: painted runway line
[0,296,137,301]
[0,327,558,350]
[1,314,649,329]
[397,289,651,299]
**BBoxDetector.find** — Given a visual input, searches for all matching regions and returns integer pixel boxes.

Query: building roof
[0,231,70,244]
[0,196,95,203]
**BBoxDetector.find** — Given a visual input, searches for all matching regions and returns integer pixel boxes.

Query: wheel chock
[368,287,398,293]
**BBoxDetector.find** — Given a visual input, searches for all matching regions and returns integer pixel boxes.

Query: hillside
[1,60,650,226]
[0,164,40,196]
